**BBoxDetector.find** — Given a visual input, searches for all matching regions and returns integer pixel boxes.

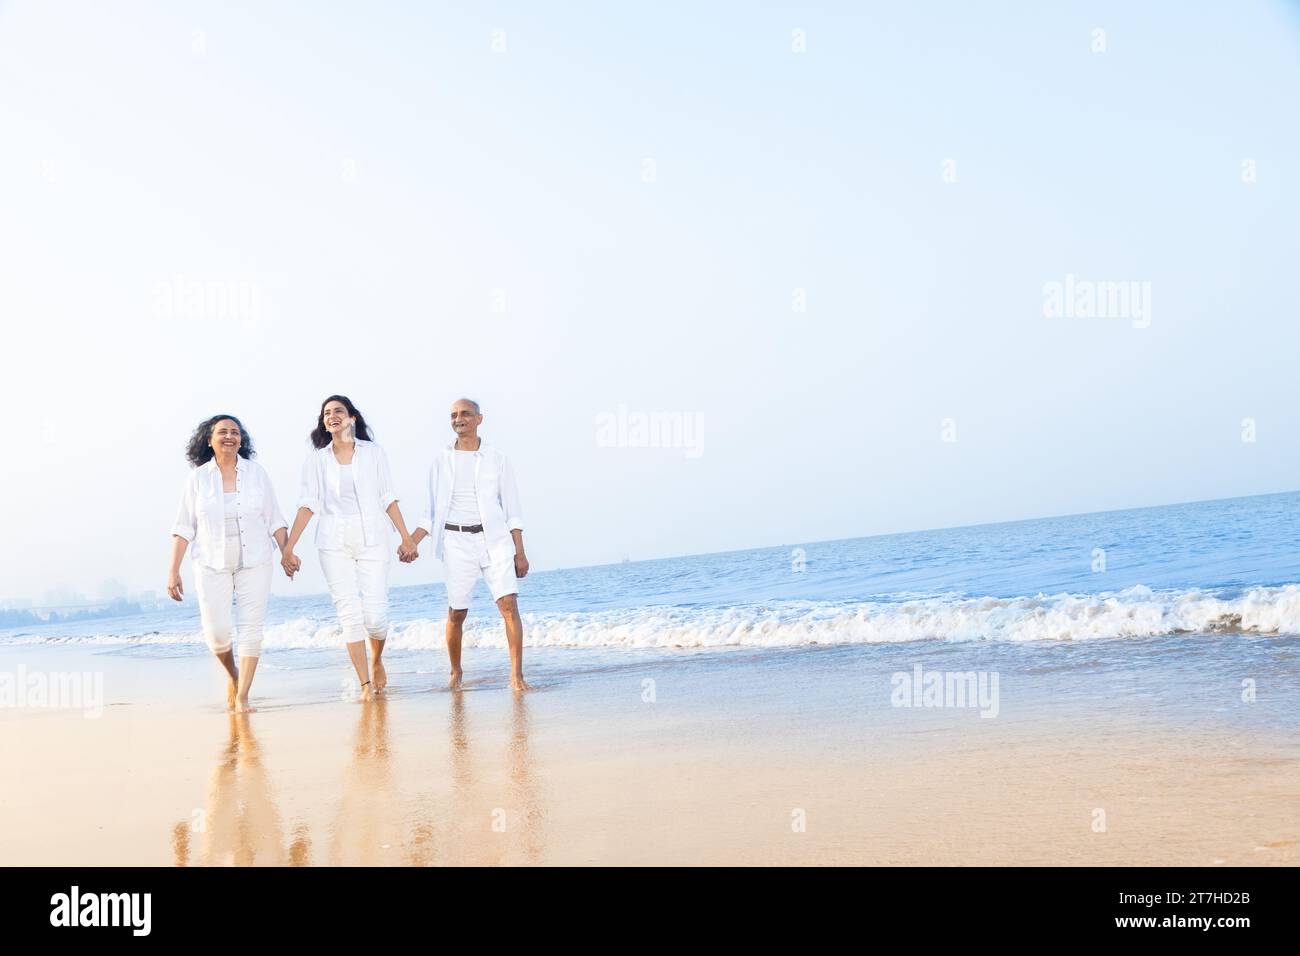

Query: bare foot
[372,658,387,694]
[448,669,463,691]
[227,678,238,711]
[359,682,374,702]
[233,696,257,714]
[510,674,532,692]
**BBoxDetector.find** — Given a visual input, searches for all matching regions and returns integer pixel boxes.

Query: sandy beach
[2,639,1296,866]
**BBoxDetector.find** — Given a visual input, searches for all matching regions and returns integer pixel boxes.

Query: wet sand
[1,642,1297,866]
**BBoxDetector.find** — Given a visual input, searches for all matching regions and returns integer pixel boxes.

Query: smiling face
[209,419,242,456]
[322,400,355,441]
[450,400,482,438]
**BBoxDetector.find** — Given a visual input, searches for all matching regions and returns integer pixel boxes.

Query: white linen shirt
[171,456,288,571]
[418,441,523,566]
[298,439,399,549]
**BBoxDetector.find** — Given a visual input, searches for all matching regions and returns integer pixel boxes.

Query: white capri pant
[194,561,273,657]
[320,514,390,643]
[444,528,519,610]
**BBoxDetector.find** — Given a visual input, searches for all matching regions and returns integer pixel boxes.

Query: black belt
[444,522,484,533]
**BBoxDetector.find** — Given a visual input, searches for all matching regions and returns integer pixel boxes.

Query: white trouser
[319,513,390,643]
[194,560,273,657]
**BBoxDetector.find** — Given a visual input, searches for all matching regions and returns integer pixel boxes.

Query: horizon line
[4,486,1294,610]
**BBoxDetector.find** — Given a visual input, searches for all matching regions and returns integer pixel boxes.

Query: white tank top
[223,492,243,569]
[447,450,480,524]
[337,464,361,515]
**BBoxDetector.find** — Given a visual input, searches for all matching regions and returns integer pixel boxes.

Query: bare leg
[234,656,259,713]
[368,636,387,693]
[345,640,373,701]
[216,649,239,709]
[497,594,530,692]
[446,608,466,690]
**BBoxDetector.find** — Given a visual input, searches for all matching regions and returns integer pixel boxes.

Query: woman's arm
[373,445,416,561]
[167,536,188,601]
[282,453,321,578]
[281,506,312,578]
[389,501,418,562]
[168,476,197,600]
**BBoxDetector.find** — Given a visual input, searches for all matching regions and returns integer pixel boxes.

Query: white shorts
[444,529,518,610]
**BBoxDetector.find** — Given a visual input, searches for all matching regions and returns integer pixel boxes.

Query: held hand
[398,538,418,563]
[166,570,184,602]
[281,550,301,578]
[514,553,529,579]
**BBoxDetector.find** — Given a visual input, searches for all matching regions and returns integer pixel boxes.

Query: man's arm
[501,456,527,577]
[511,528,528,578]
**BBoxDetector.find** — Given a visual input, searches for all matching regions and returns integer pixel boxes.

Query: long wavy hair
[185,414,255,466]
[310,395,374,449]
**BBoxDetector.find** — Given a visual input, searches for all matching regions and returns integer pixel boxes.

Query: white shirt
[447,450,480,524]
[298,439,399,549]
[418,441,523,566]
[172,456,287,571]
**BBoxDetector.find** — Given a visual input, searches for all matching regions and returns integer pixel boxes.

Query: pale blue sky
[1,1,1297,602]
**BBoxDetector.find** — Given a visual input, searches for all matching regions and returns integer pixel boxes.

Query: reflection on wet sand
[171,690,548,866]
[507,693,546,863]
[441,691,479,863]
[329,697,406,865]
[442,690,547,864]
[171,714,311,866]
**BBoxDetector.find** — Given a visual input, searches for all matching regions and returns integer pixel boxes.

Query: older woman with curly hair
[167,414,289,712]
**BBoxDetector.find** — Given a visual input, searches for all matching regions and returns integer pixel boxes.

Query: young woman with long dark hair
[281,396,417,700]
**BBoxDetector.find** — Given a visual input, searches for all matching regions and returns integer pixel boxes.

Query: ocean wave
[6,585,1300,650]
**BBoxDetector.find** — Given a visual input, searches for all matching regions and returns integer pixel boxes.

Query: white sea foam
[7,585,1300,650]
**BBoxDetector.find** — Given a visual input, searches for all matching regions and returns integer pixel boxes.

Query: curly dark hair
[185,414,255,466]
[310,395,374,449]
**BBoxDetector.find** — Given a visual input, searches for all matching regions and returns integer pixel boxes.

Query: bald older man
[410,398,530,691]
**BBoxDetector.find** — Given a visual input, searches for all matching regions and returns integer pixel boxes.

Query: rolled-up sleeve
[170,474,197,541]
[262,465,288,535]
[499,455,524,532]
[297,452,322,514]
[375,445,399,512]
